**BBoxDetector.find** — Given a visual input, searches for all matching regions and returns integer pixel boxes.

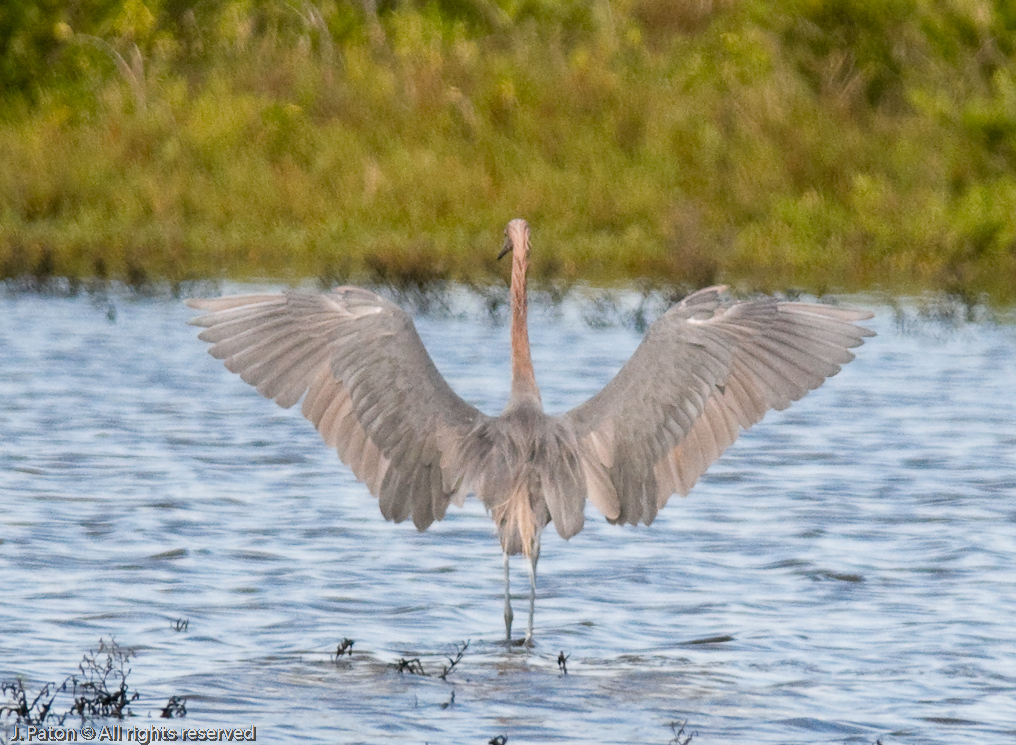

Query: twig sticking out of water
[391,641,470,679]
[668,720,695,745]
[69,637,140,719]
[2,638,144,725]
[557,651,570,675]
[439,690,455,709]
[334,638,355,660]
[0,679,68,726]
[393,657,427,675]
[160,695,187,718]
[438,641,469,681]
[171,618,189,632]
[1,638,186,725]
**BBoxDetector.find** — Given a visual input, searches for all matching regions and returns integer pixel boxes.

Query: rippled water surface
[1,287,1014,744]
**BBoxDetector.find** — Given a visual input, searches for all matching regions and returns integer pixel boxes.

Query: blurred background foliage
[1,0,1014,299]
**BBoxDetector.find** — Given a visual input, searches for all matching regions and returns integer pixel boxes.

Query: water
[1,286,1014,744]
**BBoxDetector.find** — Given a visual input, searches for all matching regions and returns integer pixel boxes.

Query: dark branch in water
[0,679,68,726]
[69,638,140,719]
[160,695,187,718]
[1,638,183,725]
[668,719,695,745]
[390,641,469,680]
[333,638,355,660]
[393,657,427,676]
[437,641,469,681]
[557,651,570,675]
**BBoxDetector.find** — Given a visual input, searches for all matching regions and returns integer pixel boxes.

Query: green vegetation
[1,0,1015,300]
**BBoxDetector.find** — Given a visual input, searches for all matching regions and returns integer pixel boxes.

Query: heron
[187,218,874,644]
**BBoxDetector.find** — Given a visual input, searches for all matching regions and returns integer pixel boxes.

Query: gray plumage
[188,218,874,643]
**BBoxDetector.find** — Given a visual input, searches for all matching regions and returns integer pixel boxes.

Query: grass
[1,0,1015,302]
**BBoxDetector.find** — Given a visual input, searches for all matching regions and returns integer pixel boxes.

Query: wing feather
[565,287,874,525]
[189,287,490,530]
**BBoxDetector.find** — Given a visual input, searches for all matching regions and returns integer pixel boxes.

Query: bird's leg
[525,534,540,645]
[503,549,513,643]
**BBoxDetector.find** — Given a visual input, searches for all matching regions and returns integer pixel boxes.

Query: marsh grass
[1,1,1014,301]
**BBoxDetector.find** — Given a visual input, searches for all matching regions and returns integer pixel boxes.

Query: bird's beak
[497,239,512,261]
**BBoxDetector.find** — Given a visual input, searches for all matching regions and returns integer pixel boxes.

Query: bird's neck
[509,252,541,406]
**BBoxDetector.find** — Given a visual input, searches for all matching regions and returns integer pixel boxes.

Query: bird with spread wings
[188,218,875,643]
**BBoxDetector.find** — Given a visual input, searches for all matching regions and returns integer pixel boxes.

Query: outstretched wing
[188,288,490,530]
[563,287,874,526]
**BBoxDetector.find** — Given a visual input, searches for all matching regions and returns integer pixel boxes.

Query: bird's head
[498,218,531,261]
